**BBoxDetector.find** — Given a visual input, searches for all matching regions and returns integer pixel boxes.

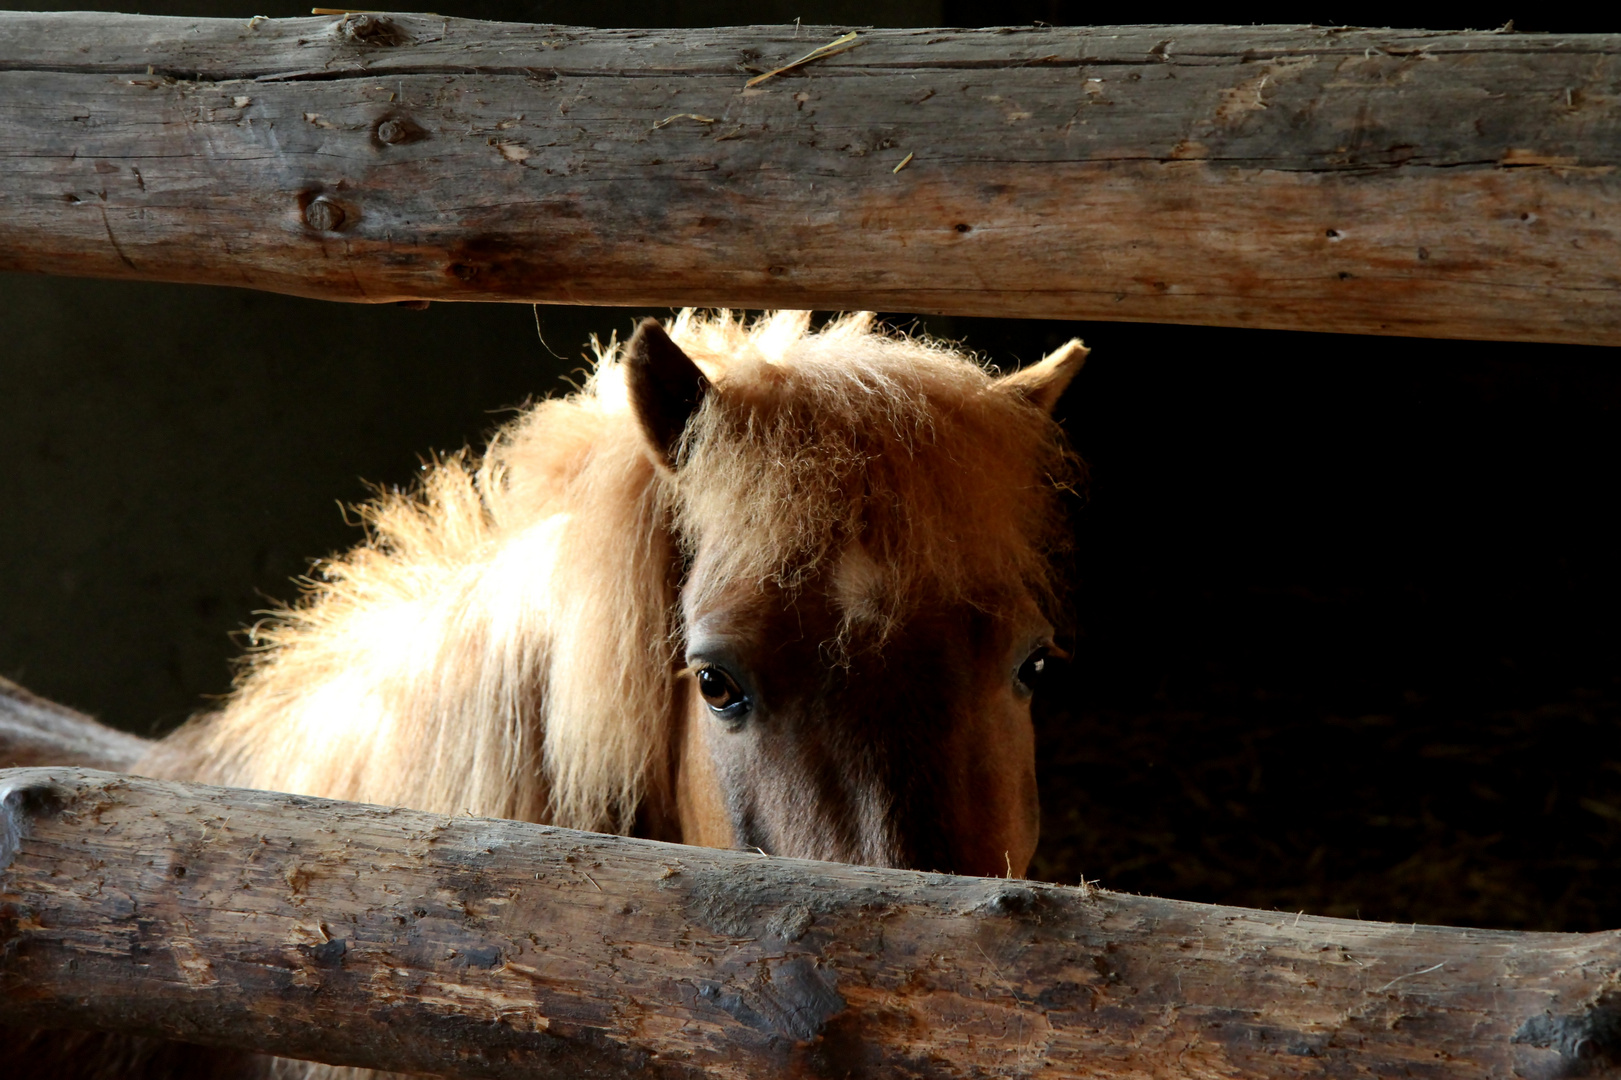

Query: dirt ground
[1032,652,1621,931]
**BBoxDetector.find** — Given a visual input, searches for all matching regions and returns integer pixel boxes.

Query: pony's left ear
[998,339,1088,415]
[625,318,709,468]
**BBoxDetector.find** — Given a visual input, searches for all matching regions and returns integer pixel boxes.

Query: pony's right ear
[625,318,709,468]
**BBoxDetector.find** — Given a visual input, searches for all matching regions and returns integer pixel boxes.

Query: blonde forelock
[661,312,1076,641]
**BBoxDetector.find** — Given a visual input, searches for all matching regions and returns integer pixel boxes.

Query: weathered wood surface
[3,767,1620,1079]
[1,15,1620,344]
[0,677,149,771]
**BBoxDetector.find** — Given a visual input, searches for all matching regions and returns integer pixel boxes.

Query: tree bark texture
[1,15,1620,345]
[0,677,150,772]
[3,767,1620,1079]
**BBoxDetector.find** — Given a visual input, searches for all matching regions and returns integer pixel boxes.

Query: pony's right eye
[697,665,751,721]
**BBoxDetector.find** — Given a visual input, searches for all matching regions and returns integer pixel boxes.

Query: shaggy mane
[141,311,1076,837]
[671,310,1074,640]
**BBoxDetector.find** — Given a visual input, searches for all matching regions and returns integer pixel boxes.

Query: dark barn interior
[2,0,1618,936]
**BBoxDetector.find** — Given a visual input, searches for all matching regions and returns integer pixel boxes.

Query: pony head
[152,311,1082,883]
[626,312,1083,877]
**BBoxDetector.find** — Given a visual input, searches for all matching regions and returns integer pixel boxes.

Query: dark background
[3,0,1617,932]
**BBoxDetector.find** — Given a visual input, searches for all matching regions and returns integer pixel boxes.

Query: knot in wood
[1514,993,1621,1077]
[304,197,346,233]
[373,116,425,147]
[978,885,1039,917]
[338,13,404,46]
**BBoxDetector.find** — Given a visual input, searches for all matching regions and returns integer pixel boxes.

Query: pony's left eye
[697,665,751,721]
[1015,647,1051,697]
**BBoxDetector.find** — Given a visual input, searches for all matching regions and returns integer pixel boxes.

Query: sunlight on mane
[142,310,1077,842]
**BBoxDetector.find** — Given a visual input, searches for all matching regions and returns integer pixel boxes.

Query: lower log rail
[2,767,1618,1079]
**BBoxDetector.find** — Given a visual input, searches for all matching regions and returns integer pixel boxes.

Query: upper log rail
[4,766,1621,1079]
[2,14,1620,345]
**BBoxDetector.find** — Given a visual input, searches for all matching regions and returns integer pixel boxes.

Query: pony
[15,309,1084,1078]
[136,308,1085,874]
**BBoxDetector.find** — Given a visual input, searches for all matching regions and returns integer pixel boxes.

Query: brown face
[674,567,1050,878]
[622,316,1087,880]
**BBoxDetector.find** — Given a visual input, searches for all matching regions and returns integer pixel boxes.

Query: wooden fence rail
[0,677,147,773]
[3,766,1620,1078]
[2,14,1620,344]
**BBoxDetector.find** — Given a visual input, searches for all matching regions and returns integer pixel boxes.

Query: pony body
[141,310,1083,873]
